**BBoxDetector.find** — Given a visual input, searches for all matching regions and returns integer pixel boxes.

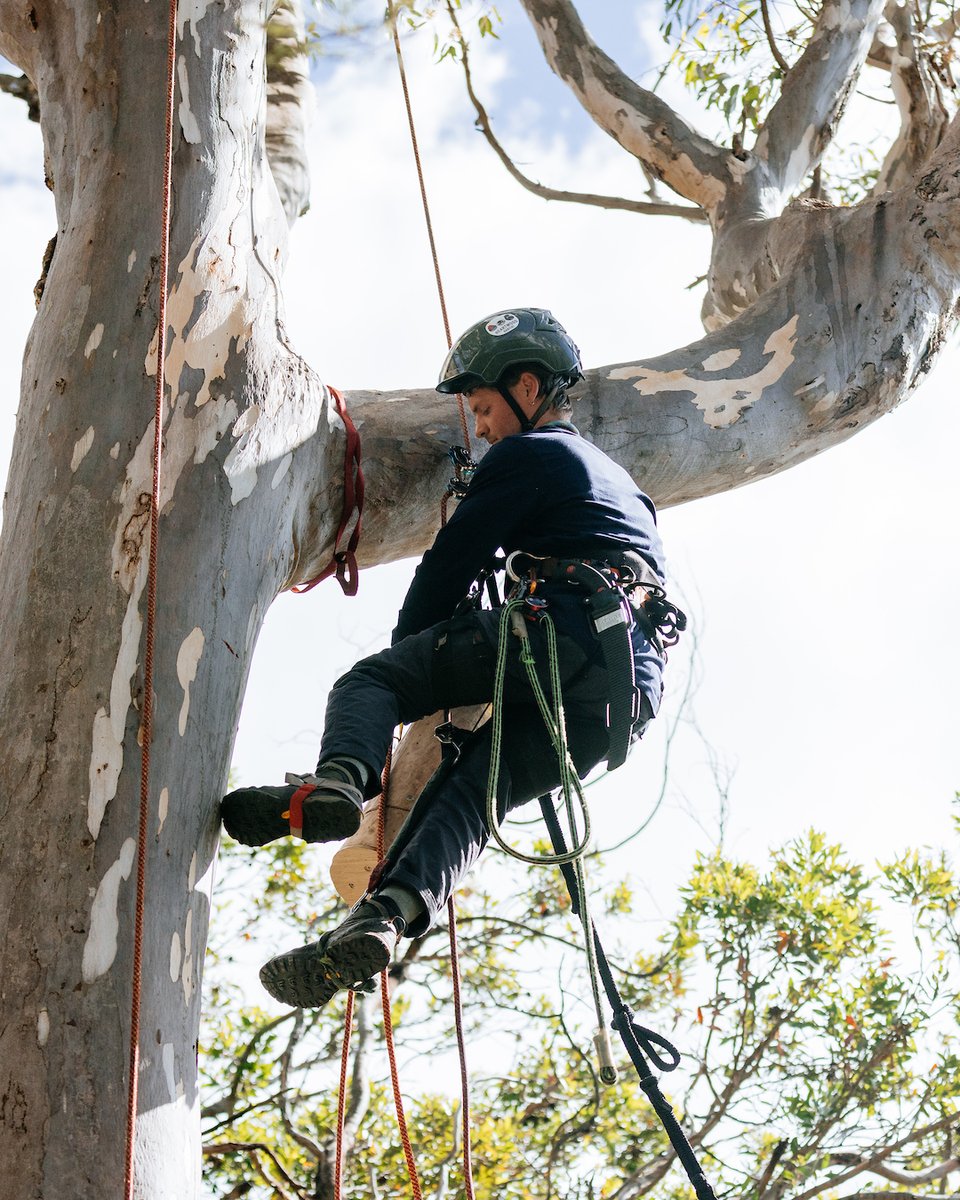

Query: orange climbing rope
[389,3,471,452]
[332,12,478,1196]
[353,9,476,1199]
[333,989,356,1200]
[124,1,179,1197]
[373,745,424,1198]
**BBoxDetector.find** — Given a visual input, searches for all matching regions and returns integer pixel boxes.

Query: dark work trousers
[318,606,643,933]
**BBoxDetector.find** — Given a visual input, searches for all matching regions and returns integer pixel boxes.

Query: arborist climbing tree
[222,306,683,1007]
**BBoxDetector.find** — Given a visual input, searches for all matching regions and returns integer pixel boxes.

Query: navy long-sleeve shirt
[393,422,667,710]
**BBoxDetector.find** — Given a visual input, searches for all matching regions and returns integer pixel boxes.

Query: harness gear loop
[293,386,364,596]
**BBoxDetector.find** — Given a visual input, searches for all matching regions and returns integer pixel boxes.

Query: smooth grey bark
[874,0,953,193]
[334,119,960,559]
[0,1,959,1198]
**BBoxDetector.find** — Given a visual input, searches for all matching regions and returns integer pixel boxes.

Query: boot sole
[260,931,392,1008]
[221,790,362,847]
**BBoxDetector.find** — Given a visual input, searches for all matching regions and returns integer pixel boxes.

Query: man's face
[467,386,521,445]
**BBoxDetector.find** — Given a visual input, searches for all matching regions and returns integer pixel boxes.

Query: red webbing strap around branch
[294,386,364,596]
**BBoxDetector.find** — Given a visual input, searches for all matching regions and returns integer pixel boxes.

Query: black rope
[538,795,718,1200]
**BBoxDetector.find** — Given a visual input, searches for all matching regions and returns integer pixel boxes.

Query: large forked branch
[754,0,884,197]
[286,120,960,583]
[517,0,732,214]
[445,2,707,223]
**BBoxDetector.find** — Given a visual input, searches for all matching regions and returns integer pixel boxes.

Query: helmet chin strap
[497,379,562,433]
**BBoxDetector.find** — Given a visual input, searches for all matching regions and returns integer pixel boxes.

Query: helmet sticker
[485,313,520,337]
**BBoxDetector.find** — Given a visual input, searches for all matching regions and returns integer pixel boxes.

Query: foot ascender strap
[283,783,316,840]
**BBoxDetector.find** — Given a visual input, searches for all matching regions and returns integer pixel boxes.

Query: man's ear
[518,370,542,405]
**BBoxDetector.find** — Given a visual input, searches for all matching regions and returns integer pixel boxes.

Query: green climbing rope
[484,593,613,1080]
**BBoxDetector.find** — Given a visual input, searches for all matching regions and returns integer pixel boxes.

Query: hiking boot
[259,898,405,1008]
[220,765,363,847]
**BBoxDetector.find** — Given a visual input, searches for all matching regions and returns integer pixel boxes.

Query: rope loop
[613,1006,683,1073]
[485,597,591,866]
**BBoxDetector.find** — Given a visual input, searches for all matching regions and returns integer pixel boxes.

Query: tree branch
[0,6,40,79]
[203,1142,309,1200]
[831,1153,960,1185]
[277,1010,326,1161]
[789,1112,960,1200]
[446,2,706,224]
[516,0,732,213]
[0,71,38,120]
[760,0,791,74]
[873,0,952,193]
[834,1193,960,1199]
[265,0,312,223]
[431,1101,463,1200]
[343,994,373,1142]
[201,1011,294,1124]
[755,0,885,196]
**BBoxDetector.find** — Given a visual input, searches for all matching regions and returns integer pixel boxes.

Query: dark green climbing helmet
[436,307,583,394]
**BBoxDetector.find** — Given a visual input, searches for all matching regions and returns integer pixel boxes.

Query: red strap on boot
[282,783,317,840]
[294,386,364,596]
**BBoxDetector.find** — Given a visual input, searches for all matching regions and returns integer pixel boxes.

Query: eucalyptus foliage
[201,802,960,1198]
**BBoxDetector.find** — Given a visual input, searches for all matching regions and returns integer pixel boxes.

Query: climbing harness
[293,386,365,596]
[505,549,686,769]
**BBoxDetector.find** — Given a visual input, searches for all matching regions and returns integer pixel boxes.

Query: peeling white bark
[176,628,204,736]
[609,315,799,430]
[83,322,103,358]
[170,931,182,983]
[70,426,94,471]
[82,838,136,983]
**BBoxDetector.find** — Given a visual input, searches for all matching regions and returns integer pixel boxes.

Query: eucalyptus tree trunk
[0,2,340,1196]
[1,0,959,1197]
